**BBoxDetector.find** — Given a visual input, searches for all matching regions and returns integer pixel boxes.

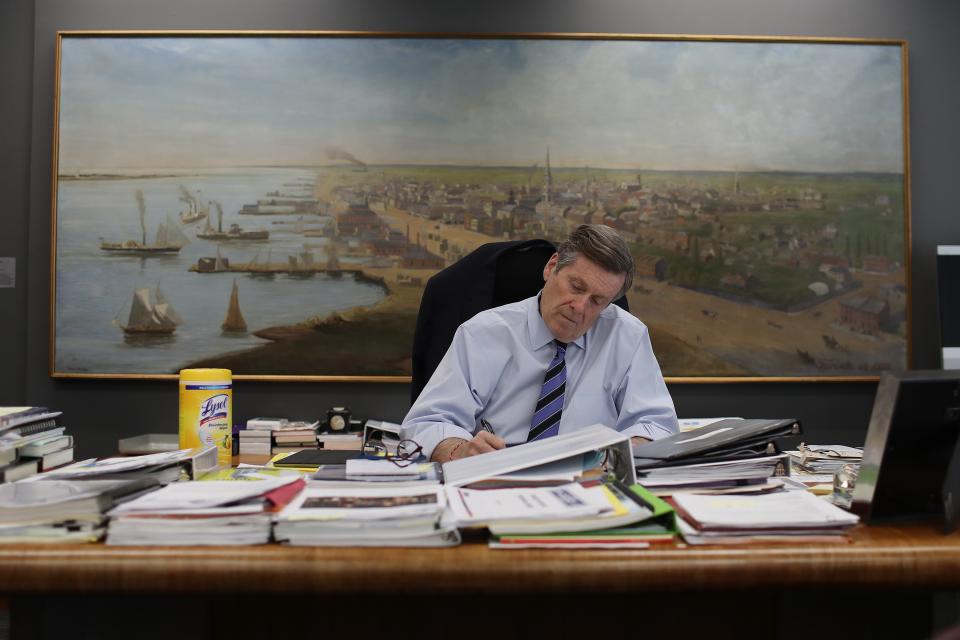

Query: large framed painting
[50,32,910,381]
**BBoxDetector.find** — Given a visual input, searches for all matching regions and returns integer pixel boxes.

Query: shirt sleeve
[614,325,679,440]
[400,323,481,459]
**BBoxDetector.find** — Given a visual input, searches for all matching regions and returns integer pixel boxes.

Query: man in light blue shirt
[402,224,678,462]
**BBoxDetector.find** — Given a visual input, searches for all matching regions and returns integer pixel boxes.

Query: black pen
[480,419,521,447]
[480,418,496,435]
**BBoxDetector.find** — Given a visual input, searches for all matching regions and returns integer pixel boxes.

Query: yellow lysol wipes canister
[179,368,232,467]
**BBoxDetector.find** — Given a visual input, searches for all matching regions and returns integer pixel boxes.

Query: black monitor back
[852,370,960,531]
[937,246,960,369]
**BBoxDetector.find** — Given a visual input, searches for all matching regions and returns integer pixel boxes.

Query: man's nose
[569,295,588,315]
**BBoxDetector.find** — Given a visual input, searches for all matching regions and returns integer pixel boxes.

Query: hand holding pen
[470,418,505,452]
[441,418,507,462]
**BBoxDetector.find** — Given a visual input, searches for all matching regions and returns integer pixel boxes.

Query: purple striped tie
[528,341,567,442]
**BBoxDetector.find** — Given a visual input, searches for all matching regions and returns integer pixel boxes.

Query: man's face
[539,252,626,343]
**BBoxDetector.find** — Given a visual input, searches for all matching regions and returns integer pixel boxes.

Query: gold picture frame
[50,31,910,382]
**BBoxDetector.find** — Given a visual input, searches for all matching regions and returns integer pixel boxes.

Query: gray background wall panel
[0,0,35,407]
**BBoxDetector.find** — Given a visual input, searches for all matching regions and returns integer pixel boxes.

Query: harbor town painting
[51,33,909,380]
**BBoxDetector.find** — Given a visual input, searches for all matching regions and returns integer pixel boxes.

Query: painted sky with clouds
[57,37,905,172]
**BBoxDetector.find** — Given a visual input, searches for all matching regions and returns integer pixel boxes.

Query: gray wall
[4,0,960,458]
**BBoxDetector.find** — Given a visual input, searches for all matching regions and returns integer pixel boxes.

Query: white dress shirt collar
[527,291,586,352]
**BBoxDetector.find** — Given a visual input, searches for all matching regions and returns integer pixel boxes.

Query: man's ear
[543,253,560,281]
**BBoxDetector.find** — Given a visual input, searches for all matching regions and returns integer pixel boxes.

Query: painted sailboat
[221,279,247,333]
[325,240,343,278]
[287,244,315,277]
[116,284,183,335]
[101,190,190,255]
[248,248,275,279]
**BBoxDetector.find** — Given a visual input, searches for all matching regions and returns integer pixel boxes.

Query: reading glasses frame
[361,438,424,467]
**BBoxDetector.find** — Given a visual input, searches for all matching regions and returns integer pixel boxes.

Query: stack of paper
[0,477,159,543]
[106,476,304,545]
[274,485,458,547]
[672,490,859,545]
[788,444,862,475]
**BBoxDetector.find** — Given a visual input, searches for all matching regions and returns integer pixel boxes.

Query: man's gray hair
[555,224,634,299]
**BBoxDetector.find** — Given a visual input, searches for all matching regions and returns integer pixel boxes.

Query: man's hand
[631,436,652,447]
[432,432,506,462]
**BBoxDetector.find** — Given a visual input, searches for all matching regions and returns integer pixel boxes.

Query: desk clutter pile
[0,414,864,548]
[0,406,75,483]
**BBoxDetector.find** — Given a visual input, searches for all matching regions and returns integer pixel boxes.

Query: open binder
[633,418,801,469]
[441,424,636,487]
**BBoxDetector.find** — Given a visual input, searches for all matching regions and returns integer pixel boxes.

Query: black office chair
[409,239,629,404]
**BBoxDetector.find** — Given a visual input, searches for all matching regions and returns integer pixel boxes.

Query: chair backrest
[409,239,630,404]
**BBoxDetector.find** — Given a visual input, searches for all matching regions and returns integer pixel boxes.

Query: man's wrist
[432,437,469,463]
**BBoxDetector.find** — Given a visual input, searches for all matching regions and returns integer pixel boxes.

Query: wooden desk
[3,524,958,639]
[0,522,958,595]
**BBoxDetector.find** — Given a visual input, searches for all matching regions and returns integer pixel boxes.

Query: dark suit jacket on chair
[410,239,630,405]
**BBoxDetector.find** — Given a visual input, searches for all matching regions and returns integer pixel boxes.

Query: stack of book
[106,475,305,545]
[0,406,74,482]
[447,481,676,549]
[671,490,859,545]
[273,421,321,455]
[239,418,322,457]
[238,425,273,457]
[316,432,363,451]
[0,477,159,543]
[274,485,459,547]
[434,424,671,548]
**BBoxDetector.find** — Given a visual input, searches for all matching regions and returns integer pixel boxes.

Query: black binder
[273,449,361,467]
[633,418,802,469]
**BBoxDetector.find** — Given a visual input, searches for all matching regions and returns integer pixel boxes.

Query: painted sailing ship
[197,202,269,241]
[178,186,210,224]
[325,240,343,278]
[287,244,316,277]
[116,284,183,335]
[100,190,190,255]
[248,248,275,279]
[221,279,247,333]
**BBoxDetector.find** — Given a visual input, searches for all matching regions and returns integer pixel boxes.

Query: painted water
[54,168,386,374]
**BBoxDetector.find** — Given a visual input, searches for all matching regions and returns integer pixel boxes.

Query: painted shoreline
[183,266,429,376]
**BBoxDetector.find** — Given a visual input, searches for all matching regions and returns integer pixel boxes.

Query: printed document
[445,482,609,525]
